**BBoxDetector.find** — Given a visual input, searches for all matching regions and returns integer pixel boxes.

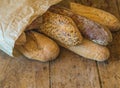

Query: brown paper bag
[0,0,62,56]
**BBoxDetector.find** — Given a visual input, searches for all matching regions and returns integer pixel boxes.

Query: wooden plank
[97,31,120,88]
[50,48,101,88]
[97,1,120,87]
[33,60,49,88]
[0,51,49,88]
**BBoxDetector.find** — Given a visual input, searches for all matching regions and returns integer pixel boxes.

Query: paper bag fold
[0,0,62,56]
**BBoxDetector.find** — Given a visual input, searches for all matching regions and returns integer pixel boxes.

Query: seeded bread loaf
[28,11,83,46]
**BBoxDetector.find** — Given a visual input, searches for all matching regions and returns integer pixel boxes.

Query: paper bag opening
[0,0,62,56]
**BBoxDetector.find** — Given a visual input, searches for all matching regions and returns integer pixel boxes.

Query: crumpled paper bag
[0,0,62,56]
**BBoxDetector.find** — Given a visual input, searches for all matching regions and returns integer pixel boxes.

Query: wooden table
[0,0,120,88]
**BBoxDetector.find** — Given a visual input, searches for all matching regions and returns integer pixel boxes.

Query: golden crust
[16,31,60,62]
[15,32,26,45]
[39,11,83,46]
[63,39,110,61]
[71,2,120,31]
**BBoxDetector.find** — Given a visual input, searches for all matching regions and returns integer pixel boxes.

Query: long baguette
[60,39,110,61]
[15,31,60,62]
[70,2,120,31]
[49,6,112,45]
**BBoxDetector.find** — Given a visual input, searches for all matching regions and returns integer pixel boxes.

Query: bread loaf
[60,39,110,61]
[70,2,120,31]
[15,31,60,62]
[38,11,83,46]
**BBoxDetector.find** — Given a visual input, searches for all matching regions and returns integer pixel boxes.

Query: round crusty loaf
[16,31,60,62]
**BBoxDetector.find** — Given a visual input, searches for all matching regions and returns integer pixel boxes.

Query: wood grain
[50,48,100,88]
[0,51,49,88]
[97,31,120,88]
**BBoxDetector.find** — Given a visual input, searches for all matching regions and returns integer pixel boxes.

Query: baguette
[70,2,120,31]
[49,6,112,45]
[38,11,83,46]
[15,31,60,62]
[60,39,110,61]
